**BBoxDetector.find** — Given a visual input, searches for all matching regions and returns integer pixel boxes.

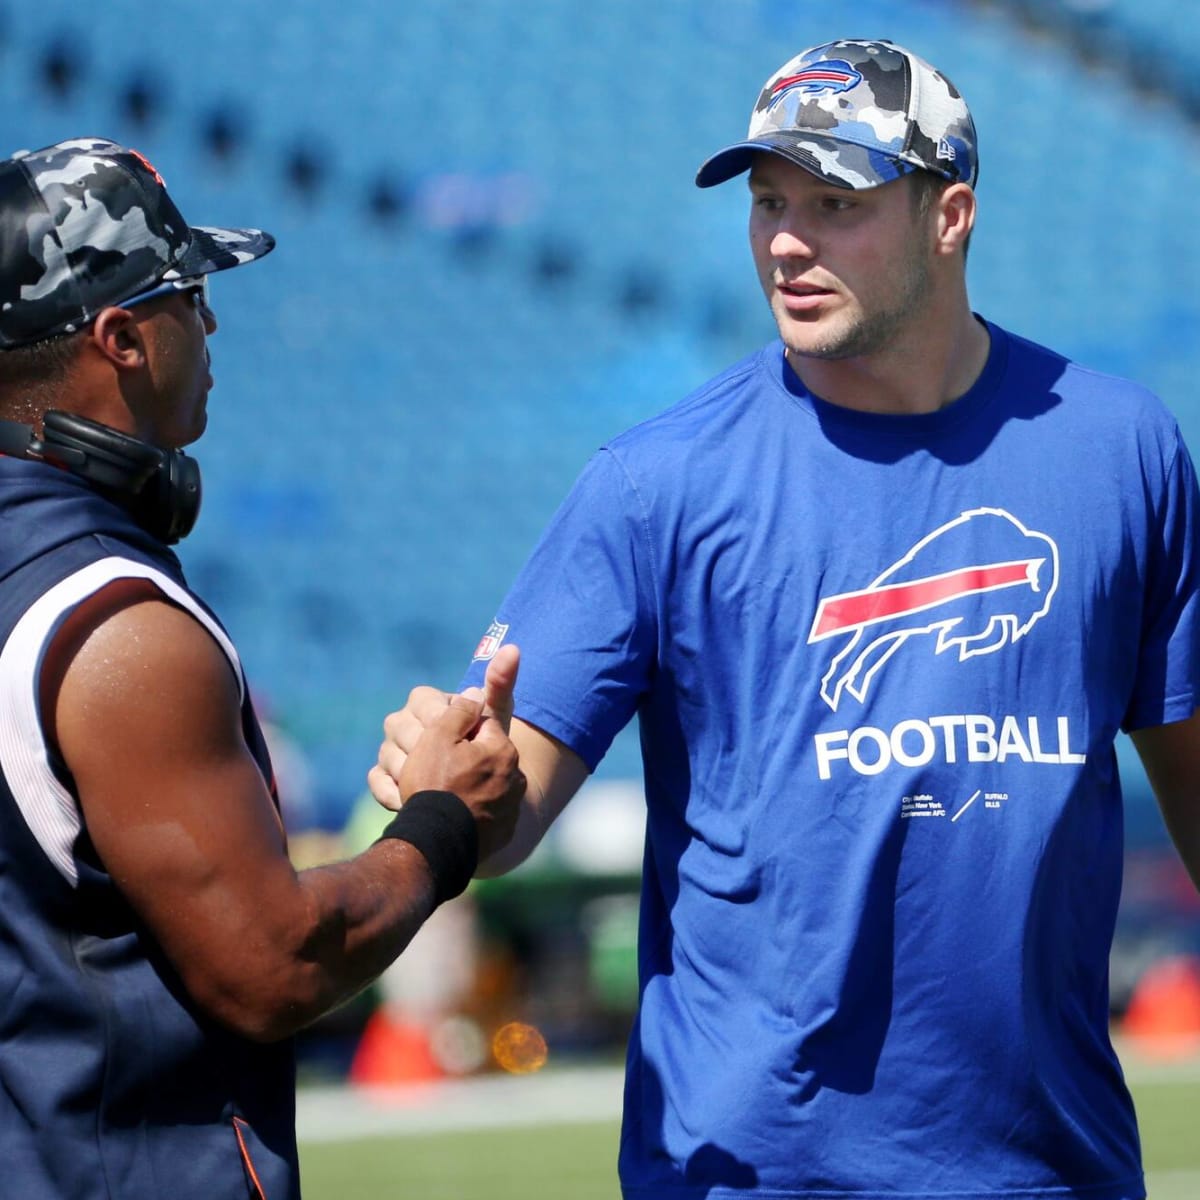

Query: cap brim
[167,224,276,280]
[695,133,912,191]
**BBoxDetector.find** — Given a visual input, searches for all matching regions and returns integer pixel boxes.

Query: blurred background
[7,0,1200,1101]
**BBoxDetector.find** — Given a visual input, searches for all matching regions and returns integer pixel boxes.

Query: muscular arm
[1131,707,1200,893]
[52,587,519,1042]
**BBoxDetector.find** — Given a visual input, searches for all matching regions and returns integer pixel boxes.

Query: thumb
[483,643,520,733]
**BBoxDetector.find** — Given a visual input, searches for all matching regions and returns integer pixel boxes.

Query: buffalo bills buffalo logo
[808,509,1059,712]
[768,60,863,106]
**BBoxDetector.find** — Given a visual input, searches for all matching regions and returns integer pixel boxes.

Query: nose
[770,224,817,261]
[200,301,217,335]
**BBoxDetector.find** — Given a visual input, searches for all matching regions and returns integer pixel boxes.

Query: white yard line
[1117,1043,1200,1086]
[297,1065,625,1143]
[297,1049,1200,1145]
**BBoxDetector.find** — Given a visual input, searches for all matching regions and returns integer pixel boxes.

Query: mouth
[776,280,834,312]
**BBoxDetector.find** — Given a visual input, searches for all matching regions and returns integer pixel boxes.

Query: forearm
[184,838,439,1042]
[475,793,549,877]
[1132,711,1200,896]
[288,839,441,1025]
[191,786,489,1043]
[472,717,588,878]
[1156,794,1200,893]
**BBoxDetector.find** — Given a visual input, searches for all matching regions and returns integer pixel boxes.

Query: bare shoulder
[48,578,265,849]
[49,580,241,751]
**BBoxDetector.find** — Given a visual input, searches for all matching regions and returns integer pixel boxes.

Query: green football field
[301,1119,621,1199]
[297,1056,1200,1199]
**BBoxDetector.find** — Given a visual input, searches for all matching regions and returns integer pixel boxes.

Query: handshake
[368,643,526,868]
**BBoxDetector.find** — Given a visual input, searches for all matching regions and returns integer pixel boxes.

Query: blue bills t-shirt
[463,321,1198,1199]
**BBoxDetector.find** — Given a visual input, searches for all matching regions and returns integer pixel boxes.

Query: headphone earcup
[141,450,202,543]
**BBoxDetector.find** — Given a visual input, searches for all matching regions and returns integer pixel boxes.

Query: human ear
[937,183,976,256]
[90,307,148,371]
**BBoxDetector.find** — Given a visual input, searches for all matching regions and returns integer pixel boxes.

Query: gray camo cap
[0,136,275,349]
[696,39,978,191]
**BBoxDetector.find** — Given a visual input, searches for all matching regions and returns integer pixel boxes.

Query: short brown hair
[0,330,82,420]
[909,171,972,261]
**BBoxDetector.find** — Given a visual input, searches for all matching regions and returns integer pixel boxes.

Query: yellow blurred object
[492,1021,549,1074]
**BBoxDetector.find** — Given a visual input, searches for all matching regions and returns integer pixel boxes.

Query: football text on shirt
[813,713,1086,780]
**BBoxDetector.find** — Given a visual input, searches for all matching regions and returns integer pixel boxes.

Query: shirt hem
[621,1171,1145,1200]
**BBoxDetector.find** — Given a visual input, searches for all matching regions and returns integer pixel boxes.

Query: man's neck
[786,306,991,417]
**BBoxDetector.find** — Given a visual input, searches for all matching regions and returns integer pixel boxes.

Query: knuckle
[377,743,405,770]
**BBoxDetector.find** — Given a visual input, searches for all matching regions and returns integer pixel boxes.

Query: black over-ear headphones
[0,410,201,544]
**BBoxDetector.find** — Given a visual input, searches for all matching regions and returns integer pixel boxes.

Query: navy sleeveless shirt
[0,457,298,1199]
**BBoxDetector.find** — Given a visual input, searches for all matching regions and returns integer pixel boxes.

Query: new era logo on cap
[696,39,978,192]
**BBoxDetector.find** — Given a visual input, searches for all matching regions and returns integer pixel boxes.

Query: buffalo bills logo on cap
[768,59,863,106]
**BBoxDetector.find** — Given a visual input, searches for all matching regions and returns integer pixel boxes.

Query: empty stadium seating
[1,0,1196,829]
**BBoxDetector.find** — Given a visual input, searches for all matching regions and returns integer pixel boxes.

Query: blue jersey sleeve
[460,448,659,770]
[1124,423,1200,730]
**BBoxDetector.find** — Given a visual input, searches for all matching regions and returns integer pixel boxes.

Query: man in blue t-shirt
[372,39,1200,1200]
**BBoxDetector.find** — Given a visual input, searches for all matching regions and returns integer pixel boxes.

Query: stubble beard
[778,248,933,364]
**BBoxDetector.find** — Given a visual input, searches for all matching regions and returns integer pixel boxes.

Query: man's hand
[368,644,521,808]
[398,689,525,862]
[368,644,587,875]
[369,648,525,864]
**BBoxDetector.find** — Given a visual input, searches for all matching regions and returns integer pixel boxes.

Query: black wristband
[377,790,479,906]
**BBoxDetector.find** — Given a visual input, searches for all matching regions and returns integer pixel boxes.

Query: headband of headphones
[0,410,201,544]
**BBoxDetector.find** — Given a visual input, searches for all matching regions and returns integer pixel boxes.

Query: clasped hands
[368,644,525,862]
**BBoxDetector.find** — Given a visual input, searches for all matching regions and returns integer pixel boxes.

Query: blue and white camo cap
[0,136,275,349]
[696,39,978,191]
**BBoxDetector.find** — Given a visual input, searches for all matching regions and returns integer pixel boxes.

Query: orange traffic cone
[1121,954,1200,1058]
[348,1009,443,1086]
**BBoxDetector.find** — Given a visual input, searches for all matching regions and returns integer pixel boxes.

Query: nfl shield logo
[473,620,509,661]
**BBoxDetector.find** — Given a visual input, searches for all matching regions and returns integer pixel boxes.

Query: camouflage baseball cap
[0,136,275,349]
[696,40,977,191]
